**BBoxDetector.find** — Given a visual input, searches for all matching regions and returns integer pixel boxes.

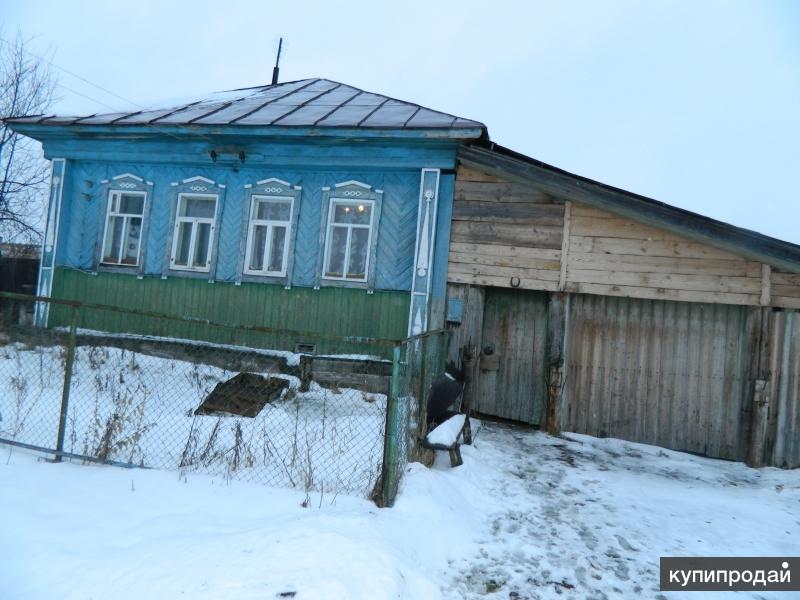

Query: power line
[0,36,225,146]
[0,36,144,110]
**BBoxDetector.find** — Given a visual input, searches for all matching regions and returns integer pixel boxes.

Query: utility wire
[0,37,144,110]
[0,36,226,146]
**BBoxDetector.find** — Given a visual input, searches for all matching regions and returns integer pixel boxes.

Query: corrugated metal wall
[766,310,800,467]
[563,294,754,461]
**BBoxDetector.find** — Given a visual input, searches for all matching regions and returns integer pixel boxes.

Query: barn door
[475,287,548,424]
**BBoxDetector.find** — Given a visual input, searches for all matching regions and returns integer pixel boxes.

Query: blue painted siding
[53,140,457,294]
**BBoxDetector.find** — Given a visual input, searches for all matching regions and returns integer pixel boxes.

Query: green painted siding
[50,268,409,356]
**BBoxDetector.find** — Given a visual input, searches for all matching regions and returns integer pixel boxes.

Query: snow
[2,422,798,599]
[71,327,305,366]
[426,413,466,446]
[0,342,386,496]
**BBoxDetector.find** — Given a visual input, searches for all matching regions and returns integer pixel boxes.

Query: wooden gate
[474,287,549,424]
[563,294,755,461]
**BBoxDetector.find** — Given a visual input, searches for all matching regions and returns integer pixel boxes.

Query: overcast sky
[4,0,799,243]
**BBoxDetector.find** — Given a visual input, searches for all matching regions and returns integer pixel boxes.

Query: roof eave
[459,143,800,274]
[5,120,487,143]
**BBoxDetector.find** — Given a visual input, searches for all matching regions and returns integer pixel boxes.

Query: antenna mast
[271,38,283,85]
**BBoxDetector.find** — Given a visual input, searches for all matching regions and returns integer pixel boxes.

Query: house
[6,78,800,467]
[5,79,486,353]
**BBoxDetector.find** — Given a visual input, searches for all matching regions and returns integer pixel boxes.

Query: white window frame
[243,194,294,277]
[100,189,147,267]
[169,192,219,273]
[322,197,376,283]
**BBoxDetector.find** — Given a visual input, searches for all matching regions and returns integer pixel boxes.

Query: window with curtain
[169,194,218,271]
[101,190,146,266]
[243,195,293,276]
[323,199,374,282]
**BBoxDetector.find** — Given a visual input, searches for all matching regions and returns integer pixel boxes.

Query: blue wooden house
[6,76,800,467]
[7,79,486,350]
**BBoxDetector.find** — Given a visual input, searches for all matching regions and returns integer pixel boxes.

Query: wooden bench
[423,413,472,467]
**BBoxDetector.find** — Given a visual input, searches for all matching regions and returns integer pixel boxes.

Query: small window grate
[295,342,316,354]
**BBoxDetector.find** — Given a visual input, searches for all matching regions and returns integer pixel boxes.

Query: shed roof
[5,78,485,135]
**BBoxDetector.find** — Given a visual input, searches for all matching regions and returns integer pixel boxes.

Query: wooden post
[54,306,78,462]
[760,264,771,306]
[376,345,403,507]
[299,355,312,392]
[454,285,484,416]
[460,344,475,445]
[543,293,567,436]
[558,201,572,292]
[746,306,771,467]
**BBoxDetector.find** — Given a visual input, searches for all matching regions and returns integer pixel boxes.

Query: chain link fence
[0,291,448,506]
[376,330,450,506]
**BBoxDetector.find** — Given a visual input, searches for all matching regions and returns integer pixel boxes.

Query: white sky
[4,0,799,243]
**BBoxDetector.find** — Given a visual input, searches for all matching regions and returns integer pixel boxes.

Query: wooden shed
[446,144,800,468]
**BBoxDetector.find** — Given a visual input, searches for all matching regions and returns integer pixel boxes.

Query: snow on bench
[424,413,469,467]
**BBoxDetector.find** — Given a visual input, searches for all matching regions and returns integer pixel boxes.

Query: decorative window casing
[171,193,218,271]
[316,180,383,290]
[323,199,375,281]
[237,178,301,285]
[96,173,153,275]
[164,176,226,280]
[101,191,146,266]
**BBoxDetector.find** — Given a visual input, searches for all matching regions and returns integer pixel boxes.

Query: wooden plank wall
[565,205,763,306]
[563,294,755,461]
[448,166,564,292]
[448,165,800,309]
[771,270,800,309]
[765,310,800,467]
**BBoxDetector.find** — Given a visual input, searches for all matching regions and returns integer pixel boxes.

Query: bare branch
[0,29,57,244]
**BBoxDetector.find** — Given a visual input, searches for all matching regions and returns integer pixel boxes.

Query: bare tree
[0,32,57,245]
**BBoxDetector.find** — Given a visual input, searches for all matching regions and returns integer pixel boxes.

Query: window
[244,195,293,276]
[101,190,146,266]
[170,193,218,272]
[323,199,375,282]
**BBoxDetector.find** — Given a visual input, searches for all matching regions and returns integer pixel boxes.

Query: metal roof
[6,78,485,133]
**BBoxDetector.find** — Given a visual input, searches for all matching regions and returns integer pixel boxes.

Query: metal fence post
[53,305,78,462]
[376,344,403,507]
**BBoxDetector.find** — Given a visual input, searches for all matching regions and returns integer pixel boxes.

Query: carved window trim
[315,180,383,291]
[236,178,302,287]
[163,176,226,281]
[95,173,154,277]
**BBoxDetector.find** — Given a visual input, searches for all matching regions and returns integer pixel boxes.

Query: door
[475,287,549,424]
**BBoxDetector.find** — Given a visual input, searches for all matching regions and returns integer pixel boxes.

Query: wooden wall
[564,204,763,306]
[764,310,800,467]
[448,165,800,310]
[448,167,564,292]
[771,269,800,309]
[563,294,755,461]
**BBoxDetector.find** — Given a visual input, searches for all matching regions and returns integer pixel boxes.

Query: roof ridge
[221,77,319,93]
[228,78,321,124]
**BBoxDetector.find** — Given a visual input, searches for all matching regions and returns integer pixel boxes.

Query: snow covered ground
[0,342,386,496]
[2,422,798,599]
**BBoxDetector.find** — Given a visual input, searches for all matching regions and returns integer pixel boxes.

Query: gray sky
[4,0,799,243]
